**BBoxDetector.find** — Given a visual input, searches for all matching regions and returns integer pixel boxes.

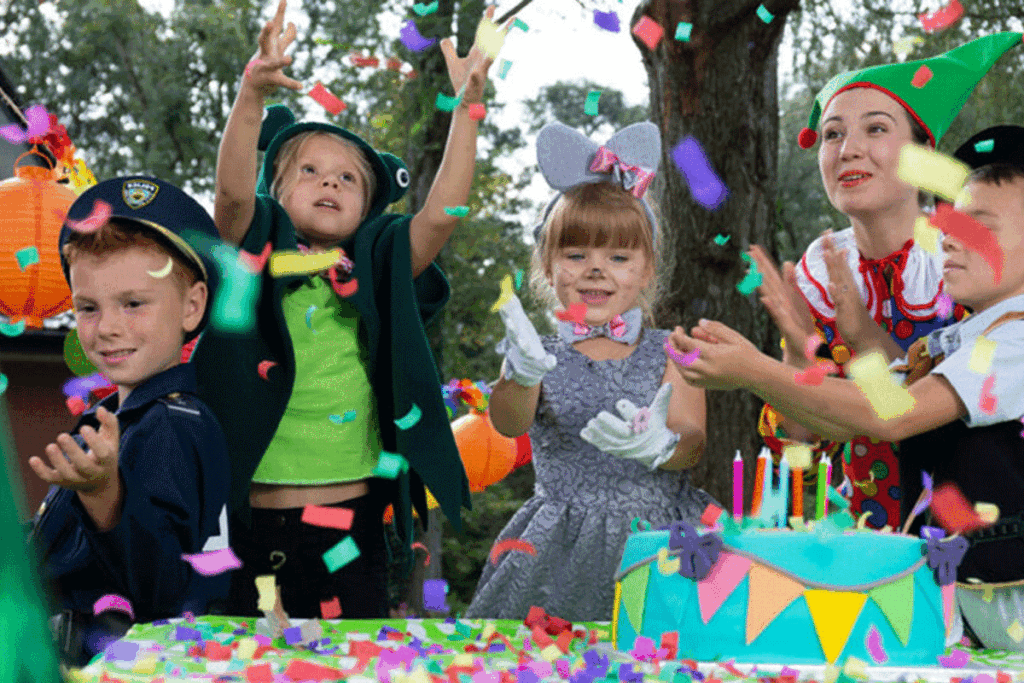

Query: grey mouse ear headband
[532,120,661,245]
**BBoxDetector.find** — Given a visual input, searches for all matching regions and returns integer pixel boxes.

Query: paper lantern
[0,148,76,327]
[452,410,518,492]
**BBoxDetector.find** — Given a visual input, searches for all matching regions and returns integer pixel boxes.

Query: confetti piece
[555,302,587,324]
[865,625,888,664]
[484,271,509,309]
[180,547,243,576]
[412,0,438,15]
[897,144,970,201]
[210,244,259,332]
[672,136,729,210]
[423,578,450,612]
[675,21,693,41]
[795,361,838,386]
[476,16,506,58]
[593,10,620,32]
[918,0,963,33]
[931,203,1004,284]
[911,65,933,88]
[974,139,995,154]
[893,36,924,57]
[93,594,134,620]
[468,103,486,121]
[65,199,111,233]
[395,403,422,429]
[400,19,437,52]
[975,502,1000,523]
[302,505,354,530]
[0,104,49,144]
[147,256,174,279]
[328,410,357,423]
[937,649,969,668]
[412,541,431,566]
[968,336,997,374]
[980,374,998,415]
[66,396,86,416]
[15,246,39,270]
[848,350,916,420]
[323,536,360,572]
[238,241,272,274]
[914,215,941,253]
[584,90,601,116]
[269,249,342,276]
[308,82,346,115]
[1008,620,1024,643]
[736,254,763,295]
[497,59,512,80]
[783,443,813,470]
[489,538,537,565]
[511,17,529,32]
[936,292,953,319]
[663,337,699,367]
[911,471,934,520]
[349,52,381,67]
[932,482,991,534]
[631,16,663,50]
[374,450,408,478]
[305,304,317,330]
[236,638,258,660]
[257,360,277,380]
[320,596,342,619]
[444,205,469,217]
[243,58,264,78]
[436,92,462,112]
[0,319,26,337]
[331,277,358,298]
[0,374,6,397]
[755,4,773,23]
[255,576,276,611]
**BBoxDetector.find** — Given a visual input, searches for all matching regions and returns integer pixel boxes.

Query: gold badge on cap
[122,179,159,209]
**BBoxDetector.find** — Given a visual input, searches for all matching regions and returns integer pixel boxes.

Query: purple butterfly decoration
[925,534,969,586]
[667,521,723,580]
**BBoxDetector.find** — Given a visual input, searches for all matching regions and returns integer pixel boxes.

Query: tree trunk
[635,0,799,506]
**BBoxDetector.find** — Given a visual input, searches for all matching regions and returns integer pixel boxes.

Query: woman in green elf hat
[743,33,1022,531]
[192,0,500,618]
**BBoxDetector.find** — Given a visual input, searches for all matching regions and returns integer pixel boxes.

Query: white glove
[580,383,681,469]
[494,293,557,387]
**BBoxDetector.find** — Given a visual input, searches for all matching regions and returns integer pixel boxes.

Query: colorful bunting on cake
[745,563,806,643]
[620,564,650,633]
[866,573,915,646]
[804,590,868,663]
[698,552,753,623]
[942,583,956,635]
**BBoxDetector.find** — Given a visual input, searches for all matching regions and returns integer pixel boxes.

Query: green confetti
[373,450,409,478]
[63,328,97,376]
[444,205,469,217]
[15,246,39,271]
[435,92,461,112]
[497,59,512,80]
[756,4,774,23]
[322,536,360,573]
[674,22,692,41]
[974,139,995,153]
[394,403,422,429]
[328,410,357,424]
[584,90,602,116]
[412,0,438,15]
[0,373,7,396]
[511,17,529,32]
[305,305,316,331]
[736,253,762,295]
[210,244,259,333]
[712,234,730,246]
[513,268,524,291]
[0,319,26,337]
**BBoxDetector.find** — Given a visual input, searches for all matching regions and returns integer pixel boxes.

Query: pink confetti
[937,649,969,668]
[301,505,354,530]
[918,0,963,33]
[64,199,112,234]
[468,103,486,121]
[0,104,50,144]
[631,16,664,50]
[411,541,431,566]
[93,594,134,621]
[320,596,342,619]
[937,292,954,319]
[911,65,933,88]
[244,59,264,78]
[631,406,652,434]
[489,538,537,565]
[932,482,991,534]
[308,82,346,115]
[980,374,997,415]
[865,624,888,664]
[257,360,278,380]
[239,241,272,274]
[180,547,243,576]
[555,303,587,325]
[664,337,699,367]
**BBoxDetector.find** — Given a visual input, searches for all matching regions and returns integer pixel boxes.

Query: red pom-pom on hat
[797,127,818,149]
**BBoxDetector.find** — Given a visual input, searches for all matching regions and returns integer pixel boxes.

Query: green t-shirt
[253,277,381,484]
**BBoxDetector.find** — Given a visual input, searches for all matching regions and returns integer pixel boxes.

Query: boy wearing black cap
[668,126,1024,650]
[28,176,231,665]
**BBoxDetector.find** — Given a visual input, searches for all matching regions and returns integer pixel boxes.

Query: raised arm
[215,0,302,246]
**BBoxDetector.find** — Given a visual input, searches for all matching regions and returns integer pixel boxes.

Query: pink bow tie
[573,314,627,338]
[589,146,656,198]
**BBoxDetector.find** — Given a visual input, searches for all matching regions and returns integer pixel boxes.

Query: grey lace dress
[466,328,719,621]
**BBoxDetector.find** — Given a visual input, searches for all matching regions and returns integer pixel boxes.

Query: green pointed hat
[798,32,1023,150]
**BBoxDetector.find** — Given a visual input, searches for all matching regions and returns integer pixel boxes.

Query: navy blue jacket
[30,363,230,622]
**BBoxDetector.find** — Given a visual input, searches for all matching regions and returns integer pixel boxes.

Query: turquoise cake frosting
[613,525,959,666]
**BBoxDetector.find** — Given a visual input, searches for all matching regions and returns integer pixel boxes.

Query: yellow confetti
[914,216,941,254]
[146,256,174,279]
[983,585,994,603]
[408,667,432,683]
[131,656,158,675]
[843,657,868,680]
[968,336,997,374]
[236,638,258,659]
[540,645,563,662]
[1009,620,1024,643]
[789,516,808,530]
[782,443,812,470]
[656,547,681,575]
[974,502,1000,524]
[893,36,924,57]
[490,274,515,313]
[452,654,474,667]
[848,351,916,421]
[269,249,341,277]
[475,16,506,59]
[255,575,276,612]
[481,622,497,641]
[856,511,874,529]
[823,664,840,683]
[897,144,970,202]
[955,185,972,207]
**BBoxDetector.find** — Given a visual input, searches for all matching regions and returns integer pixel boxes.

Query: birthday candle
[751,448,768,516]
[733,450,743,521]
[816,454,829,519]
[825,458,833,516]
[791,469,803,519]
[777,456,790,527]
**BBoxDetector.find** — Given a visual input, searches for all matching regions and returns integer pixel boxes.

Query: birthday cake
[612,521,967,666]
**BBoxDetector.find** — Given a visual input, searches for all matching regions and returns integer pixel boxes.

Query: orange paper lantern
[0,149,76,327]
[453,410,521,492]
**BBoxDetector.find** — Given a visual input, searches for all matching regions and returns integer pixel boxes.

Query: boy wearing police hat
[28,176,231,665]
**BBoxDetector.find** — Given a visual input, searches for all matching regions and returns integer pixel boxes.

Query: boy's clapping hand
[29,406,121,497]
[668,320,765,391]
[246,0,303,98]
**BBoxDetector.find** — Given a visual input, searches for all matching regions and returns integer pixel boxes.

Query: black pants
[227,490,389,618]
